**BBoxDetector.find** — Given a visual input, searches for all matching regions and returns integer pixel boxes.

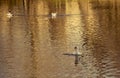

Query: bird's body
[7,12,13,18]
[51,12,57,18]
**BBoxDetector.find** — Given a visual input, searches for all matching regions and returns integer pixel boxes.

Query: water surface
[0,0,120,78]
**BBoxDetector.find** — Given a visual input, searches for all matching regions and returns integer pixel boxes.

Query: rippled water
[0,0,120,78]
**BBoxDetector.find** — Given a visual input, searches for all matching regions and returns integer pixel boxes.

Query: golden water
[0,0,120,78]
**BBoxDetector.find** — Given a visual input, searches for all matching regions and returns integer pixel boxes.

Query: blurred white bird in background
[51,12,57,18]
[7,11,13,18]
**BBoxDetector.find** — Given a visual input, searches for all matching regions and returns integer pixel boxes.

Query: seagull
[51,12,57,18]
[7,12,13,18]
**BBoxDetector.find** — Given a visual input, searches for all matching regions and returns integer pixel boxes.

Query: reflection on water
[0,0,120,78]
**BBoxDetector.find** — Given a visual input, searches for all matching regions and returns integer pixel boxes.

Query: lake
[0,0,120,78]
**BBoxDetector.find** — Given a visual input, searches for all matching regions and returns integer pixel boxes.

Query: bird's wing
[63,53,81,56]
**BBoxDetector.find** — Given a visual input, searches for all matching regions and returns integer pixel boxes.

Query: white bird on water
[7,12,13,18]
[51,12,57,18]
